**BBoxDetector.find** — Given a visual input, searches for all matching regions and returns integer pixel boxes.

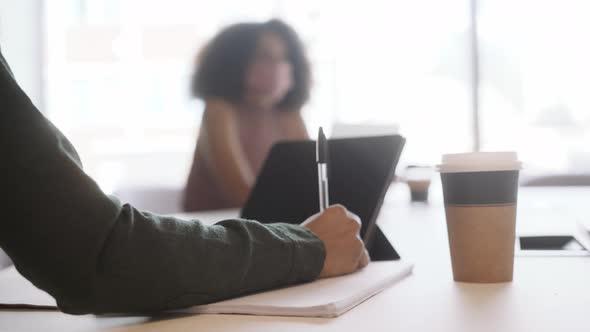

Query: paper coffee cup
[438,152,521,283]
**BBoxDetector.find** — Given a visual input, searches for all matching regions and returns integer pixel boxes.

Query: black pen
[316,127,329,211]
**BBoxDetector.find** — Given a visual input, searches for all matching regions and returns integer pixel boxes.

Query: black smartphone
[518,236,586,251]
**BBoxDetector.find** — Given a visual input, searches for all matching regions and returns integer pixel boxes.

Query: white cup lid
[437,152,522,173]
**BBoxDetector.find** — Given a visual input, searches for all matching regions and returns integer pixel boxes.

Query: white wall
[0,0,44,109]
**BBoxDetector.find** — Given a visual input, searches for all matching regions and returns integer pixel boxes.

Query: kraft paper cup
[438,152,522,283]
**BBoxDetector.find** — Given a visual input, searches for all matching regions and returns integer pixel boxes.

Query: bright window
[40,0,589,192]
[478,0,590,173]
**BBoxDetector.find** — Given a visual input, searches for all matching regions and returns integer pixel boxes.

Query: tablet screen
[241,135,405,261]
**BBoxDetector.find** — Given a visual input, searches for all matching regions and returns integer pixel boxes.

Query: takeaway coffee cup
[438,152,522,283]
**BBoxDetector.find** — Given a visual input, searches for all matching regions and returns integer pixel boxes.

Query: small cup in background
[404,165,433,203]
[438,152,522,283]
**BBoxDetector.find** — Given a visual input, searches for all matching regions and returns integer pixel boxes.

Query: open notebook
[179,261,413,317]
[0,261,413,317]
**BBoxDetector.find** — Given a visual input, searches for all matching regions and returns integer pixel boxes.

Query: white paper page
[182,261,413,317]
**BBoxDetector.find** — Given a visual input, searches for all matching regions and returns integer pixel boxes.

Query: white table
[1,186,589,332]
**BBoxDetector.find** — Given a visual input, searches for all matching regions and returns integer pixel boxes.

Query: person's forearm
[88,208,324,314]
[0,48,325,314]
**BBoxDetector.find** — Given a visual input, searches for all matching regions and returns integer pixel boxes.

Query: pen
[317,127,329,211]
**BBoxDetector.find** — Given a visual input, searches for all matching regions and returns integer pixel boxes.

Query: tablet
[241,135,406,261]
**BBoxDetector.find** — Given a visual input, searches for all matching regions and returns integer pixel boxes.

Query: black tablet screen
[241,135,405,261]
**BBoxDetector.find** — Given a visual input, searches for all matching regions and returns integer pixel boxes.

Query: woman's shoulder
[277,109,308,139]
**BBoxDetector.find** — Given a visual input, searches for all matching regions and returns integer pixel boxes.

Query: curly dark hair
[191,19,311,111]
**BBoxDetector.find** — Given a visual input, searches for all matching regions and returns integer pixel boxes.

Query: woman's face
[244,31,293,107]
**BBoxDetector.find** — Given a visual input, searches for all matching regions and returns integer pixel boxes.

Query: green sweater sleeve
[0,49,325,314]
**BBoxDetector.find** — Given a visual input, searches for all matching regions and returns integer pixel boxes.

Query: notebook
[176,261,413,317]
[0,261,413,317]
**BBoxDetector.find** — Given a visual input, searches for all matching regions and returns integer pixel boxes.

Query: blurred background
[0,0,588,200]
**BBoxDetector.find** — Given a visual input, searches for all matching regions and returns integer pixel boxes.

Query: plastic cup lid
[437,152,522,173]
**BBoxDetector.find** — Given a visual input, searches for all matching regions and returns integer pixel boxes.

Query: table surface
[1,185,589,332]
